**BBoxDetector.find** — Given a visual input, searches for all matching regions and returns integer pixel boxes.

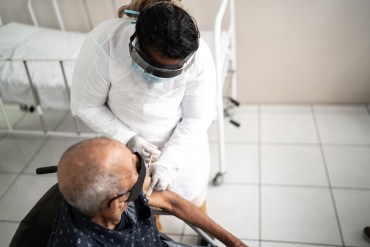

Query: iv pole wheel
[212,172,224,186]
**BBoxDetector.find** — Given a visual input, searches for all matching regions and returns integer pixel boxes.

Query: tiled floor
[1,104,370,247]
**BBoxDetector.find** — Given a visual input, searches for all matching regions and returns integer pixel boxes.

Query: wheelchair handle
[36,166,58,174]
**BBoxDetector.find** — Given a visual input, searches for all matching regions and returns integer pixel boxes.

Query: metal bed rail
[27,0,117,30]
[212,0,238,185]
[0,57,97,138]
[1,0,239,187]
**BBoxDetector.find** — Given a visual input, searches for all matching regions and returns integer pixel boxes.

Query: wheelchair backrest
[10,183,63,247]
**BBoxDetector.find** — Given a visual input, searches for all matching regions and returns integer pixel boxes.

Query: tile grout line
[20,111,69,174]
[260,238,358,247]
[0,137,49,203]
[180,220,186,243]
[0,219,21,224]
[0,110,27,140]
[10,109,27,129]
[209,140,370,147]
[257,104,262,247]
[310,104,345,246]
[220,181,370,192]
[0,111,68,203]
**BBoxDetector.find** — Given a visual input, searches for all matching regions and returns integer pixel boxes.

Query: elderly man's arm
[143,178,248,247]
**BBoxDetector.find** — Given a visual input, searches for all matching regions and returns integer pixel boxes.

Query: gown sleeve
[71,35,137,144]
[155,39,217,172]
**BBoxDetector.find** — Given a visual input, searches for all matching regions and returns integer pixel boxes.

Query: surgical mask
[132,60,172,83]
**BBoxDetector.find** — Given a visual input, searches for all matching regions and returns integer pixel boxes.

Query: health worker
[71,0,216,207]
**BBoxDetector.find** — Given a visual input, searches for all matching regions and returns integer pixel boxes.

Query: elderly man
[47,137,247,247]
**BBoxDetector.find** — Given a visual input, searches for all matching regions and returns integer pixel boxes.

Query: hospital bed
[0,0,238,185]
[9,166,219,247]
[199,0,239,185]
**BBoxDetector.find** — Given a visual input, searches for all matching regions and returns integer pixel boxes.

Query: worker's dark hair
[136,2,199,60]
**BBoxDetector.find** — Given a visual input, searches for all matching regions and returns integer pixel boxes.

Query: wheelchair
[9,166,219,247]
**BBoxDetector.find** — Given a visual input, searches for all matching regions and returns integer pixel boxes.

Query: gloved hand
[147,165,176,196]
[126,135,161,163]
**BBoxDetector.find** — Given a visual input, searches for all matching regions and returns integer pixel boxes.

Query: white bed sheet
[0,22,86,109]
[0,24,227,110]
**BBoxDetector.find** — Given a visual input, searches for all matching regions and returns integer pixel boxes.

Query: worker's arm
[147,39,217,193]
[71,33,137,144]
[151,39,217,172]
[143,178,248,247]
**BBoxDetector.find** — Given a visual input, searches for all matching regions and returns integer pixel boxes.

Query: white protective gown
[71,17,216,206]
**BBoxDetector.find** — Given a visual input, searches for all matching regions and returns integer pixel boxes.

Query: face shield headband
[108,152,146,206]
[129,33,195,78]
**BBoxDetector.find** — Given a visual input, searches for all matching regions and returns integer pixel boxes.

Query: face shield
[129,33,195,79]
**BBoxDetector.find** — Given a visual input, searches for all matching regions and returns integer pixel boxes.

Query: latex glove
[147,165,176,196]
[126,135,161,163]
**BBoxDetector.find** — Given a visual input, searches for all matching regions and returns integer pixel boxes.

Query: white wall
[1,0,370,103]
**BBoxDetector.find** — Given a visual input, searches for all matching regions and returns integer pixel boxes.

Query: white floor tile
[165,234,182,242]
[334,189,370,247]
[315,113,370,144]
[0,111,24,129]
[324,146,370,189]
[183,225,259,247]
[261,104,312,112]
[0,174,17,197]
[56,114,96,133]
[207,184,259,239]
[1,104,25,113]
[0,174,57,221]
[181,235,199,245]
[25,137,87,173]
[208,110,258,143]
[158,214,185,235]
[0,136,45,173]
[209,143,259,184]
[242,240,259,247]
[261,112,318,144]
[13,110,65,131]
[261,186,342,245]
[261,145,328,186]
[236,105,259,113]
[183,224,197,236]
[0,103,369,247]
[165,235,200,246]
[314,104,368,113]
[0,221,19,247]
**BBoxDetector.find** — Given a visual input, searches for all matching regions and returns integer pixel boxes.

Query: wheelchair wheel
[198,236,217,247]
[211,172,224,186]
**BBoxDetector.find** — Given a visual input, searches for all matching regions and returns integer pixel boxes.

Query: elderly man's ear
[109,199,126,212]
[104,199,126,222]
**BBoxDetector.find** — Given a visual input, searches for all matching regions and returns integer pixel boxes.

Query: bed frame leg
[60,61,81,135]
[23,61,48,133]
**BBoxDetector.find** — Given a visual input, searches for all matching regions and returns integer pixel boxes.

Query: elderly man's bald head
[58,137,138,216]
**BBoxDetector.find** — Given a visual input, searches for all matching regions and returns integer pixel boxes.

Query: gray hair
[57,138,127,216]
[65,166,123,216]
